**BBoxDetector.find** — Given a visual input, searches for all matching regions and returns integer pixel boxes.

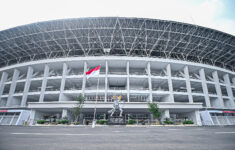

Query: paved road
[0,126,235,150]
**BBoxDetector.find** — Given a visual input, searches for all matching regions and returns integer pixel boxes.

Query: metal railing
[151,72,166,76]
[109,72,127,75]
[129,98,148,102]
[130,87,149,90]
[129,72,148,75]
[64,87,82,91]
[174,89,187,92]
[152,88,168,91]
[191,90,203,94]
[109,87,126,90]
[15,90,24,94]
[208,91,217,95]
[68,71,83,75]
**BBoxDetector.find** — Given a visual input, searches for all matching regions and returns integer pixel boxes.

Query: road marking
[215,132,235,134]
[168,129,181,130]
[11,133,91,136]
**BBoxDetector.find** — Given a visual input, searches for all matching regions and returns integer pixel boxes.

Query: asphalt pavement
[0,125,235,150]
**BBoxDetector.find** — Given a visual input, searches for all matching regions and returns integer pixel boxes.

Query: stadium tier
[0,17,235,125]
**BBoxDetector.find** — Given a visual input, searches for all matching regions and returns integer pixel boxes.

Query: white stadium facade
[0,17,235,126]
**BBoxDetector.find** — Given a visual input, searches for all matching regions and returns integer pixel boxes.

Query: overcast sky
[0,0,234,35]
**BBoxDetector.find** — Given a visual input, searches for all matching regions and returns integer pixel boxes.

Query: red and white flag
[86,65,100,79]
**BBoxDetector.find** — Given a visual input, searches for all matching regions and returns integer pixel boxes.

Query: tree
[73,94,85,123]
[148,103,162,124]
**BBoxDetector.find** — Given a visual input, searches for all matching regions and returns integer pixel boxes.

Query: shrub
[58,120,69,124]
[163,118,174,124]
[164,120,174,124]
[128,119,136,124]
[96,120,108,124]
[37,120,46,124]
[183,120,194,124]
[71,122,79,125]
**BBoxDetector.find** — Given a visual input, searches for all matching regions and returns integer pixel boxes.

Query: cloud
[0,0,234,35]
[188,0,235,35]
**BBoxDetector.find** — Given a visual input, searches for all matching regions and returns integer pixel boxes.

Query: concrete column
[166,64,174,102]
[223,74,235,108]
[79,114,84,124]
[212,71,224,108]
[29,110,44,125]
[29,110,39,125]
[21,67,33,106]
[150,114,154,123]
[127,61,130,102]
[199,68,211,107]
[161,109,170,121]
[0,72,8,100]
[82,61,87,96]
[184,66,193,103]
[232,78,235,86]
[195,110,202,126]
[62,109,68,119]
[59,63,67,101]
[29,110,36,125]
[105,61,108,102]
[147,62,152,102]
[7,69,20,106]
[189,110,202,126]
[39,65,49,102]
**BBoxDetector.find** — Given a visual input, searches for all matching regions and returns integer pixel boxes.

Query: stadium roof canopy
[0,17,234,71]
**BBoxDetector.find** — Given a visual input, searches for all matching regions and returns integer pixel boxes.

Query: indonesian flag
[86,65,100,79]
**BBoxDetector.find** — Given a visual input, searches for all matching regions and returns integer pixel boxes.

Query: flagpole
[92,65,100,128]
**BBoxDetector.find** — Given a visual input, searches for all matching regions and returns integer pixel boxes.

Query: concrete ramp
[0,110,30,125]
[200,110,235,126]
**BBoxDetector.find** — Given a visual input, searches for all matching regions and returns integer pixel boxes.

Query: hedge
[183,120,194,124]
[58,120,69,124]
[37,120,46,124]
[164,120,174,124]
[127,119,136,124]
[96,120,108,124]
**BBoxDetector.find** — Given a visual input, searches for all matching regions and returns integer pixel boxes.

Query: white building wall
[166,64,174,102]
[21,67,33,107]
[39,65,49,102]
[7,69,20,107]
[212,71,224,108]
[184,66,193,103]
[199,68,211,107]
[0,56,234,123]
[224,74,235,108]
[0,72,8,101]
[59,63,68,101]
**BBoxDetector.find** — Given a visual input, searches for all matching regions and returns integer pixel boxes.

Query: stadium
[0,17,234,126]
